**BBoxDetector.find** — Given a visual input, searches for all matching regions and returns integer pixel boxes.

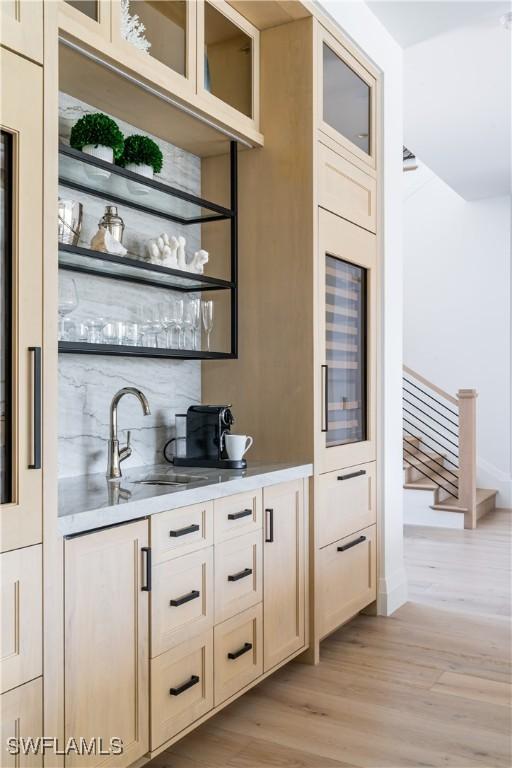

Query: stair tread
[404,479,437,491]
[428,488,497,513]
[476,488,498,503]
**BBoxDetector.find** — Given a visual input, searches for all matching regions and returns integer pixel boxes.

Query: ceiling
[367,1,512,200]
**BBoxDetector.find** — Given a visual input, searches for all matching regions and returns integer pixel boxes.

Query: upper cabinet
[318,25,377,173]
[60,0,112,44]
[197,0,259,133]
[0,0,43,63]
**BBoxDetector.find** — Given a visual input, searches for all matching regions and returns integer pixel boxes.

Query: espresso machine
[167,405,246,469]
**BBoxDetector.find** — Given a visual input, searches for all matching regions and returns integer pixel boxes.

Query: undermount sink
[132,474,208,486]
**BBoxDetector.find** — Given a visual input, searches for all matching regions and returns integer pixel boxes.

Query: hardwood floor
[151,510,511,768]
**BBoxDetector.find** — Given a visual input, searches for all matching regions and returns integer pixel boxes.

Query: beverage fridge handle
[28,347,42,469]
[321,364,328,433]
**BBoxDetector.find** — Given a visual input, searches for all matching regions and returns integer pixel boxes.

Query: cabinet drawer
[150,630,213,750]
[1,545,42,693]
[317,463,376,548]
[152,548,213,657]
[151,501,213,563]
[214,490,262,543]
[318,524,376,639]
[1,677,43,767]
[214,531,262,624]
[318,143,376,233]
[214,604,263,706]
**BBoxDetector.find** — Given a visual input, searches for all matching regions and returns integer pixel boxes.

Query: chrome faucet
[107,387,151,480]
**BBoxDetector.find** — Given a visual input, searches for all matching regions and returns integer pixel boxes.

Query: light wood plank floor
[151,510,512,768]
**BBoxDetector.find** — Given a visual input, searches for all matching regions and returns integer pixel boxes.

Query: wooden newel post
[457,389,478,529]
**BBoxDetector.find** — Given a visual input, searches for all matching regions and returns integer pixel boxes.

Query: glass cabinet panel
[204,2,253,118]
[64,0,99,20]
[0,130,13,504]
[324,255,367,447]
[323,43,370,155]
[124,1,187,77]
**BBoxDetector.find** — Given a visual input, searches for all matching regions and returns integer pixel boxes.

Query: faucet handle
[119,430,132,463]
[126,430,131,450]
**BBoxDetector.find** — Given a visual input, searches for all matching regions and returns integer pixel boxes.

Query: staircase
[403,366,497,529]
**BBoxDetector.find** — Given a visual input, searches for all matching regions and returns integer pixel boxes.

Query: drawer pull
[228,642,253,660]
[169,523,200,538]
[265,508,274,543]
[141,547,152,592]
[170,675,200,696]
[227,567,253,582]
[228,508,253,521]
[337,535,366,553]
[170,589,200,607]
[337,469,366,482]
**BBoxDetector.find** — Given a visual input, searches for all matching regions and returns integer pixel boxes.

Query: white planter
[125,162,154,195]
[82,144,114,179]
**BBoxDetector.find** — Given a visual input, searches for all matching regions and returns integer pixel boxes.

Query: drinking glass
[183,298,197,350]
[85,317,106,344]
[158,302,174,348]
[138,305,162,348]
[201,299,214,352]
[123,322,139,346]
[103,320,124,345]
[171,297,184,349]
[190,298,201,350]
[58,276,78,340]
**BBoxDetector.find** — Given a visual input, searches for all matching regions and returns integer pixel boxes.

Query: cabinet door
[318,24,377,172]
[59,0,112,48]
[64,521,149,767]
[0,545,42,694]
[110,0,196,102]
[317,208,376,474]
[0,0,43,63]
[263,480,306,672]
[0,677,43,768]
[0,48,43,553]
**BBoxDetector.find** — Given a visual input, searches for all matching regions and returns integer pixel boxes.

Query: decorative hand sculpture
[189,249,209,274]
[177,235,187,271]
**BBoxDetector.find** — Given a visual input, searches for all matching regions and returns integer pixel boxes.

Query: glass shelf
[58,243,233,292]
[58,341,234,360]
[59,144,233,225]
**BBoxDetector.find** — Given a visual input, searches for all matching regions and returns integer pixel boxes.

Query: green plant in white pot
[70,113,124,179]
[117,134,163,182]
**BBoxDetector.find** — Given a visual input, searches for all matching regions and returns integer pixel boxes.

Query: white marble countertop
[58,462,313,536]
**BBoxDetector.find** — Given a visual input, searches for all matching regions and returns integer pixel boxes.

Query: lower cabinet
[263,480,306,672]
[64,520,149,767]
[150,630,214,750]
[0,677,43,768]
[214,603,263,706]
[318,524,376,639]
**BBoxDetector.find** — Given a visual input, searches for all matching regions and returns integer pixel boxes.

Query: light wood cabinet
[316,207,377,474]
[213,603,263,706]
[0,0,43,63]
[317,462,376,548]
[151,500,213,563]
[263,479,306,672]
[214,530,262,624]
[0,545,42,694]
[64,521,149,767]
[318,524,376,639]
[59,1,112,48]
[318,142,377,233]
[213,489,262,543]
[0,47,43,554]
[0,677,43,768]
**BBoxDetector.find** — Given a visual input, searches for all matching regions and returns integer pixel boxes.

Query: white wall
[319,1,407,614]
[403,163,512,505]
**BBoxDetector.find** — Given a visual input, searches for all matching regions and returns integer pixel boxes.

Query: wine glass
[201,299,214,352]
[158,302,174,349]
[138,305,161,348]
[171,297,184,349]
[58,276,78,340]
[183,297,198,350]
[190,297,201,350]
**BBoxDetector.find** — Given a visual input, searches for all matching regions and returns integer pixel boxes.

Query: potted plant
[70,113,124,178]
[117,134,163,181]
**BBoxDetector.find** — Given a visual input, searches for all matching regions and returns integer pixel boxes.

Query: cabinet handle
[337,535,366,553]
[227,567,252,582]
[169,523,200,538]
[141,547,152,592]
[170,675,200,696]
[170,589,200,607]
[228,508,253,521]
[337,469,366,481]
[265,508,274,543]
[28,347,42,470]
[321,364,328,433]
[228,642,252,660]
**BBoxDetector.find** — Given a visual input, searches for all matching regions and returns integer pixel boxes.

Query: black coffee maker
[171,405,246,469]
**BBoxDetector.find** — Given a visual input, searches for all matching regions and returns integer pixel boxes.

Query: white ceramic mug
[224,434,253,461]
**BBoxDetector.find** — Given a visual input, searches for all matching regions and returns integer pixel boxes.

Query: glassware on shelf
[103,320,125,346]
[138,305,162,348]
[201,299,214,352]
[190,297,201,350]
[183,297,199,350]
[158,301,174,348]
[170,297,184,349]
[58,276,78,340]
[123,322,139,346]
[84,317,106,344]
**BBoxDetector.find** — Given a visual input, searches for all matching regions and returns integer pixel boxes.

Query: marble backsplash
[58,93,201,478]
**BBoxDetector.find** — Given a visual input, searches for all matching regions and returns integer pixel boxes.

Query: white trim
[377,569,408,616]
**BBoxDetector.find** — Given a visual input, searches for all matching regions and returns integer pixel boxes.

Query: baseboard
[477,458,512,507]
[377,568,408,616]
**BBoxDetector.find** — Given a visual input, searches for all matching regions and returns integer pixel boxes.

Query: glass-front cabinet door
[318,25,377,172]
[0,48,43,552]
[317,208,376,474]
[60,0,112,44]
